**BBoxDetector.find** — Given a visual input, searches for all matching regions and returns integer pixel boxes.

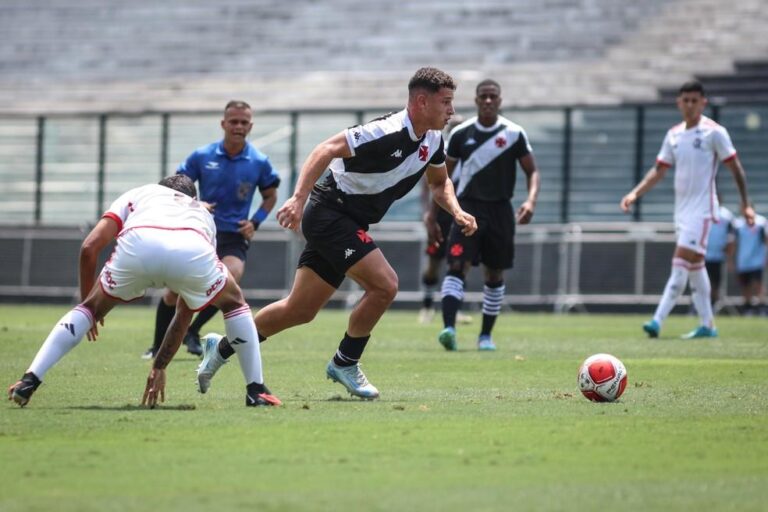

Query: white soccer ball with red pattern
[577,353,628,402]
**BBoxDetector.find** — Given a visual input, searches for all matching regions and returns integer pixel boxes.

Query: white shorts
[100,228,228,311]
[675,217,712,255]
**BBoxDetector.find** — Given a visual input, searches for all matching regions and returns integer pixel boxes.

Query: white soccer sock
[223,304,264,385]
[482,283,505,316]
[653,258,689,325]
[27,305,94,381]
[688,264,714,328]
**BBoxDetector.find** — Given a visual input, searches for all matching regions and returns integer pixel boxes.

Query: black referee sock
[152,300,176,352]
[189,305,219,334]
[332,332,371,367]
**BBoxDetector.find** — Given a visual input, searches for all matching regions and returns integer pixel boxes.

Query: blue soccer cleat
[196,333,228,394]
[438,327,457,351]
[642,319,660,338]
[681,326,718,339]
[326,360,379,400]
[477,334,496,351]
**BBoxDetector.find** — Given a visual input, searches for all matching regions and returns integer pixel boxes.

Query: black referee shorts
[216,231,250,262]
[298,201,378,288]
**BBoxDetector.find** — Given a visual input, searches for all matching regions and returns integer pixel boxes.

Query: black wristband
[251,220,260,231]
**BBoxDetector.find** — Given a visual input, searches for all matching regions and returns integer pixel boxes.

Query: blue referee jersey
[733,214,767,273]
[178,141,280,233]
[705,206,734,263]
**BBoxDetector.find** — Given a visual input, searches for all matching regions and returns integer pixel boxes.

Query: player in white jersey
[8,175,280,408]
[621,81,755,339]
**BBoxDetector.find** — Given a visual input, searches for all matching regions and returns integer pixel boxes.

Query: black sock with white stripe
[333,332,371,367]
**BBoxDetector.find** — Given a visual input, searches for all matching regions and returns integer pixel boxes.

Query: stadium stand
[1,0,767,112]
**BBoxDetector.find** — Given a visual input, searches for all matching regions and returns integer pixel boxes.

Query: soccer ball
[577,353,628,402]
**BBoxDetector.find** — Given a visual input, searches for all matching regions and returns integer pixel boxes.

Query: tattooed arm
[141,297,194,407]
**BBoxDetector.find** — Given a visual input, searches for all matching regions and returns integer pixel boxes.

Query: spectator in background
[437,79,540,351]
[704,199,735,310]
[621,81,755,339]
[142,100,280,359]
[731,210,767,315]
[418,114,473,325]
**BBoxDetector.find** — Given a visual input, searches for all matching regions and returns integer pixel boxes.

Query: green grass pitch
[1,304,766,511]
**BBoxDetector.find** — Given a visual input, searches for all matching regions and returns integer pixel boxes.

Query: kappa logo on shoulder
[390,149,403,158]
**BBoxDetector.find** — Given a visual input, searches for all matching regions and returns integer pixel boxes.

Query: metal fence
[1,103,767,227]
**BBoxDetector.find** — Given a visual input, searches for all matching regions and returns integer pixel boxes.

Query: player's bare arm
[142,299,194,407]
[620,163,670,212]
[238,185,279,238]
[517,153,540,225]
[723,156,755,226]
[426,163,477,236]
[276,130,352,231]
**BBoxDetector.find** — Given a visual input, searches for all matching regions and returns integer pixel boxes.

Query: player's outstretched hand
[141,368,166,408]
[455,210,477,236]
[516,200,535,225]
[86,318,104,342]
[620,193,637,213]
[276,196,304,232]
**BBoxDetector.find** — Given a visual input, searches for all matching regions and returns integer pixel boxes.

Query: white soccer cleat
[196,333,228,394]
[325,360,379,400]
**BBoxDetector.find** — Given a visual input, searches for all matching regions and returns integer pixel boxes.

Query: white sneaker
[196,333,228,394]
[457,312,473,324]
[418,308,434,324]
[326,360,379,399]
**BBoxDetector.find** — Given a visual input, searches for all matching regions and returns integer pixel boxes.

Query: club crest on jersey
[418,145,429,161]
[356,229,373,243]
[495,136,507,148]
[693,138,702,149]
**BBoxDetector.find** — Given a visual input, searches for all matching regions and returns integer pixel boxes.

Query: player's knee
[372,274,398,304]
[291,305,319,325]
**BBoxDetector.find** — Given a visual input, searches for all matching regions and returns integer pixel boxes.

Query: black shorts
[298,201,378,288]
[425,209,454,259]
[705,260,723,290]
[446,199,515,270]
[216,231,250,262]
[738,269,763,287]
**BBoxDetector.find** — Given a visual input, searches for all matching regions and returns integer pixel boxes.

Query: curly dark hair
[679,80,705,96]
[408,67,456,94]
[158,174,197,198]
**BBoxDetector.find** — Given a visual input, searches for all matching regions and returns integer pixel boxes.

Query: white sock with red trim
[223,304,264,385]
[653,258,689,325]
[688,265,714,328]
[28,305,94,381]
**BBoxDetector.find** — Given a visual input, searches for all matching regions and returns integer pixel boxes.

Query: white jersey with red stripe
[102,184,216,244]
[656,115,737,224]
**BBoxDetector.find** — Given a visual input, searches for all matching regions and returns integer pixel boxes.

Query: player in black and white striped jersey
[438,79,541,352]
[196,67,477,399]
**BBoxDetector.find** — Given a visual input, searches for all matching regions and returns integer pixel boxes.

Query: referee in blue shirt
[143,100,280,358]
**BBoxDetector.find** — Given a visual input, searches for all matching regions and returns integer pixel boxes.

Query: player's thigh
[221,254,245,282]
[346,248,398,295]
[675,218,711,257]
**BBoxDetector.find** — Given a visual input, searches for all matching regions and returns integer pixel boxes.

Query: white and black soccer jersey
[311,109,446,227]
[447,115,532,201]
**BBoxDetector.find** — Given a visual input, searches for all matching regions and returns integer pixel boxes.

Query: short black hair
[476,79,501,95]
[159,174,197,198]
[408,67,456,94]
[679,80,705,96]
[224,100,252,113]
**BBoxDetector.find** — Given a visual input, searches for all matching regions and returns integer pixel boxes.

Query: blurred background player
[8,175,279,408]
[704,197,735,312]
[621,81,755,339]
[195,67,477,400]
[419,114,472,325]
[731,209,767,315]
[142,100,280,359]
[437,79,540,351]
